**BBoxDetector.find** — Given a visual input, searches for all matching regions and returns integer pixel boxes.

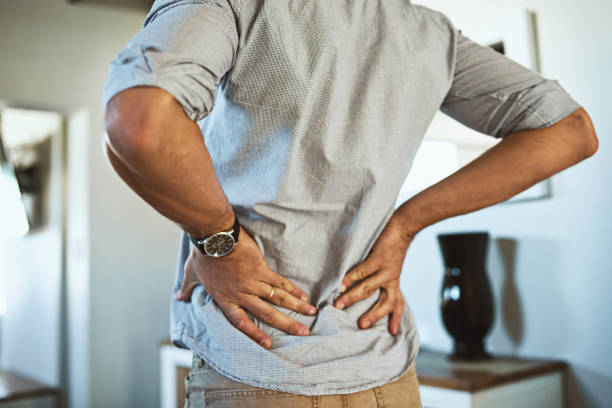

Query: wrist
[187,212,241,258]
[389,203,425,242]
[184,207,235,239]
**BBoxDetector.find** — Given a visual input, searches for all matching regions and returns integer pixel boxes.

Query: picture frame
[0,107,63,233]
[0,115,29,238]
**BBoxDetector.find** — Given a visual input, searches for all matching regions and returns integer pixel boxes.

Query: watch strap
[229,214,240,243]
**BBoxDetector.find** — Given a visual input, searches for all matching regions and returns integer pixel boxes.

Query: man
[102,0,598,406]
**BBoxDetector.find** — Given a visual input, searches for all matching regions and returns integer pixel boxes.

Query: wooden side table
[160,341,567,408]
[160,341,193,408]
[0,371,61,407]
[415,348,567,408]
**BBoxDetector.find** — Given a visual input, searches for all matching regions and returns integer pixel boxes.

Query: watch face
[203,232,235,257]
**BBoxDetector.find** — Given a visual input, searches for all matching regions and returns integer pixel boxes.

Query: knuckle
[362,315,378,327]
[232,279,248,292]
[274,291,287,306]
[232,318,245,330]
[226,289,240,300]
[356,267,369,279]
[341,294,354,305]
[362,284,376,297]
[348,269,361,281]
[233,293,250,305]
[288,322,303,335]
[226,282,241,295]
[372,314,384,324]
[277,277,291,290]
[367,258,381,271]
[260,309,276,323]
[384,288,394,301]
[361,314,373,323]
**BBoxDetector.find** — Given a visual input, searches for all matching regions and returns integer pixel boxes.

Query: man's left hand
[334,216,415,335]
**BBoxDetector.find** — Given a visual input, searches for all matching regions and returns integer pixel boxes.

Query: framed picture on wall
[0,107,63,231]
[398,9,551,206]
[0,113,30,237]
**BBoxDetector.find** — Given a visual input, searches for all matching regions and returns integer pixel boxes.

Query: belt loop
[192,353,205,369]
[374,386,384,407]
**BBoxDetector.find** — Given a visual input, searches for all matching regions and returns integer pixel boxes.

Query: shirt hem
[171,326,420,396]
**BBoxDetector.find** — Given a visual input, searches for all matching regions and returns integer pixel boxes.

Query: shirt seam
[513,93,554,126]
[105,73,206,121]
[147,0,227,25]
[145,1,239,60]
[445,88,553,128]
[230,97,296,113]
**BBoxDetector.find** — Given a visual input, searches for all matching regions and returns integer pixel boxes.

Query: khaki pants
[185,354,423,407]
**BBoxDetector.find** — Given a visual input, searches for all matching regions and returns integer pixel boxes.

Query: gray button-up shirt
[103,0,582,395]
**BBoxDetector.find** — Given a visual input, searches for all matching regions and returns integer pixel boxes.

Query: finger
[265,269,309,302]
[358,289,394,329]
[218,300,272,349]
[389,294,404,336]
[341,258,379,292]
[255,282,318,316]
[335,270,387,309]
[242,295,311,336]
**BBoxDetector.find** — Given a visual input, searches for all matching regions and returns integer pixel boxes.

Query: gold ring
[268,286,275,299]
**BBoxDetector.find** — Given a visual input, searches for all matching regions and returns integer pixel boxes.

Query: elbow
[584,129,599,159]
[570,108,599,159]
[103,87,178,163]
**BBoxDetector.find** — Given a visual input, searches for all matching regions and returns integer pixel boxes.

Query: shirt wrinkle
[103,0,582,395]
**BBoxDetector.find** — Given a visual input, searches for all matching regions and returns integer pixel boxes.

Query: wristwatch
[188,215,241,257]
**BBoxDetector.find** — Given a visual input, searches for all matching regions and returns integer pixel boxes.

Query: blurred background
[0,0,609,407]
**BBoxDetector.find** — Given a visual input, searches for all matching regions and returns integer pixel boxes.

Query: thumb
[341,258,378,292]
[175,265,200,302]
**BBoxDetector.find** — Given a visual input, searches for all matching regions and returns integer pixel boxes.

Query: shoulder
[144,0,243,27]
[408,3,457,37]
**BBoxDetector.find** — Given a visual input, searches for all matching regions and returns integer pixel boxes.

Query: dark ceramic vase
[437,232,494,361]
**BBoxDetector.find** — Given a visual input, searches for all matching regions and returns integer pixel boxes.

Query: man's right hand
[174,226,318,349]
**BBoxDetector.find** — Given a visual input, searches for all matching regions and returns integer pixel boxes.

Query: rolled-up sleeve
[102,0,239,122]
[440,28,582,139]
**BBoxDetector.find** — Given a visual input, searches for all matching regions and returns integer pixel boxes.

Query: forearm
[103,87,234,236]
[394,108,598,237]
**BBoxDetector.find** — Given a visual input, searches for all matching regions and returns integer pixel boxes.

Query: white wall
[0,0,609,407]
[0,1,179,408]
[1,110,63,387]
[403,1,611,407]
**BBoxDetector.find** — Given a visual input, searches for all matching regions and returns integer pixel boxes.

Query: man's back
[201,0,453,305]
[103,0,582,395]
